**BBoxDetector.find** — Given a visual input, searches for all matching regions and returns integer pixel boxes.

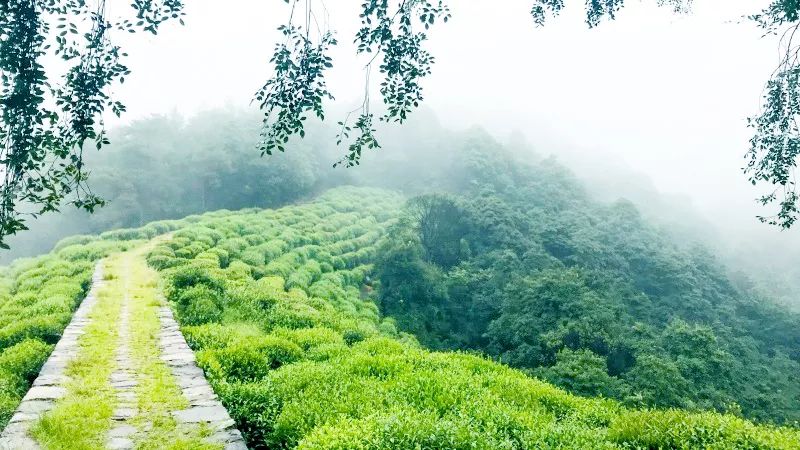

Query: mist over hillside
[6,108,799,313]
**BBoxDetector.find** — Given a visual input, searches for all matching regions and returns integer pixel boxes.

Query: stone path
[158,305,246,449]
[0,263,105,450]
[108,279,138,450]
[0,251,248,449]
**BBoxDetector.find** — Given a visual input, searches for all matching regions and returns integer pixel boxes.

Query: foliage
[257,23,336,155]
[376,131,800,424]
[0,0,184,247]
[142,186,799,449]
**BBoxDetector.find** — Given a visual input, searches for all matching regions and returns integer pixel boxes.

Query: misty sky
[111,0,783,238]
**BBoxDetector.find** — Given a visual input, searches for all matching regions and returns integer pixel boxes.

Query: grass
[30,257,121,449]
[124,244,219,450]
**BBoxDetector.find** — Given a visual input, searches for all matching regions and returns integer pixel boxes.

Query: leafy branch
[0,0,183,248]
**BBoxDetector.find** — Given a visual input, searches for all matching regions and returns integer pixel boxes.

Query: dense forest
[374,134,800,423]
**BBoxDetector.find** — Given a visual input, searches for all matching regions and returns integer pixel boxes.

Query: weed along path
[0,243,246,450]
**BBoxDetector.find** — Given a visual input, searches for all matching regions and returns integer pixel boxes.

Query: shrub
[227,281,281,311]
[28,295,74,316]
[272,327,344,351]
[183,323,262,350]
[176,285,223,326]
[147,254,178,270]
[0,339,53,396]
[53,235,96,253]
[608,410,800,450]
[167,265,225,302]
[0,314,69,350]
[239,249,265,267]
[0,391,20,430]
[296,409,513,450]
[342,329,366,346]
[213,336,303,382]
[218,381,281,449]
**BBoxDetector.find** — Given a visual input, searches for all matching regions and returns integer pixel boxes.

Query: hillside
[0,186,797,449]
[373,133,800,424]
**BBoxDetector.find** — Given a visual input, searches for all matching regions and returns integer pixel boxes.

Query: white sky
[110,0,786,239]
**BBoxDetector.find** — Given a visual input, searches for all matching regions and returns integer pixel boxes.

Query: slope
[138,186,798,449]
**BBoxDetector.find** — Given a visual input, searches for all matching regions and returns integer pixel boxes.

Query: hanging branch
[0,0,184,248]
[259,0,450,168]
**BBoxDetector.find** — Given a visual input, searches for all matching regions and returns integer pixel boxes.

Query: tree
[4,0,800,249]
[536,348,626,398]
[407,194,469,269]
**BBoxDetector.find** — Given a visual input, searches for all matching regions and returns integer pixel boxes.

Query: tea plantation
[0,187,798,449]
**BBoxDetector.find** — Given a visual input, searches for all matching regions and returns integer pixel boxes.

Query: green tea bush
[0,338,53,426]
[52,235,96,253]
[260,240,287,261]
[272,327,344,351]
[0,339,52,396]
[166,265,225,302]
[217,381,280,449]
[239,249,265,267]
[207,336,303,382]
[608,410,800,449]
[183,323,263,350]
[0,313,70,349]
[175,285,223,326]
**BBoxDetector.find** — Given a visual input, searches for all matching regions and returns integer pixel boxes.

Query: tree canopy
[2,0,800,248]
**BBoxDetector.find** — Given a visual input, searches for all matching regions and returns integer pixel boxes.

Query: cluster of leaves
[530,0,692,28]
[139,186,800,449]
[337,0,450,167]
[376,130,800,425]
[745,1,800,228]
[0,0,184,248]
[256,23,336,155]
[261,0,450,168]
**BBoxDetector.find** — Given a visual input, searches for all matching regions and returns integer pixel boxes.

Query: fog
[112,1,774,223]
[102,0,796,288]
[8,1,792,299]
[4,2,800,435]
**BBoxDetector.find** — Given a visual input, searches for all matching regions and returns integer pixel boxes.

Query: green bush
[175,285,223,326]
[218,381,281,449]
[272,327,344,351]
[167,265,225,303]
[0,313,69,350]
[211,336,303,382]
[342,329,366,346]
[608,410,800,449]
[0,339,53,396]
[183,323,262,350]
[0,391,20,430]
[52,235,96,253]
